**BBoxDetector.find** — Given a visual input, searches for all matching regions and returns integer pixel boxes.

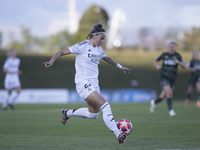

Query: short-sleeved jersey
[156,52,184,82]
[69,40,106,84]
[3,57,20,80]
[187,59,200,77]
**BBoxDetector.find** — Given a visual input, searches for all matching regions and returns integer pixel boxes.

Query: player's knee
[88,112,99,119]
[167,92,173,98]
[165,88,173,98]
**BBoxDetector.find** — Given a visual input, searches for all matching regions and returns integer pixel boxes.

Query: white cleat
[169,109,176,117]
[149,100,156,113]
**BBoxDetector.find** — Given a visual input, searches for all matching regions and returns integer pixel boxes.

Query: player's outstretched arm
[174,58,186,69]
[102,56,132,74]
[43,48,71,68]
[153,59,162,70]
[186,66,196,72]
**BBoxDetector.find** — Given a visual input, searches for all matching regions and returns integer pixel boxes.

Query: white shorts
[76,80,100,100]
[4,78,21,90]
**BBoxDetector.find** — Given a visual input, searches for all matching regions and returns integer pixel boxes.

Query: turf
[0,101,200,150]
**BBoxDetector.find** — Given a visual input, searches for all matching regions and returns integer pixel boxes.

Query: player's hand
[18,70,22,75]
[43,62,53,68]
[191,68,196,72]
[121,66,132,74]
[174,58,180,64]
[156,65,162,70]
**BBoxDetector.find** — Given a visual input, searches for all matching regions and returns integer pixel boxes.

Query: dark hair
[86,22,105,39]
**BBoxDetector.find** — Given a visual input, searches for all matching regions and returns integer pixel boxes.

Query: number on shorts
[84,84,91,89]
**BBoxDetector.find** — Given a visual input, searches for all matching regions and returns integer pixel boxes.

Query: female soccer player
[149,41,186,117]
[2,49,22,110]
[43,23,132,144]
[185,51,200,107]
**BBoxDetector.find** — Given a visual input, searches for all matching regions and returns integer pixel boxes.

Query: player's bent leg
[100,102,124,143]
[196,83,200,107]
[185,86,193,106]
[61,108,99,124]
[7,86,21,110]
[88,92,125,144]
[2,97,8,110]
[87,112,99,119]
[69,107,99,119]
[163,85,177,116]
[60,90,103,124]
[163,85,173,98]
[149,90,166,113]
[2,89,12,110]
[87,92,120,134]
[86,90,106,109]
[61,107,99,124]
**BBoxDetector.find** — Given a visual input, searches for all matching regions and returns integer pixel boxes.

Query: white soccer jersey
[3,57,21,89]
[69,40,106,84]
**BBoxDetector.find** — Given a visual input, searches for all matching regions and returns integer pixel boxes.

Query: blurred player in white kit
[2,49,22,110]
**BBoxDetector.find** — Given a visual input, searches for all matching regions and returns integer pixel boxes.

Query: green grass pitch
[0,101,200,150]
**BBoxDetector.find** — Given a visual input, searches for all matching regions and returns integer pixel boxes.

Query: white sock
[101,102,121,138]
[2,95,11,108]
[67,107,99,119]
[9,93,19,105]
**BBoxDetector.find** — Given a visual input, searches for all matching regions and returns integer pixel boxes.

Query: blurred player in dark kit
[185,51,200,107]
[149,41,186,116]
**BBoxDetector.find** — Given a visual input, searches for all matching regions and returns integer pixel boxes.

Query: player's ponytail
[86,22,105,39]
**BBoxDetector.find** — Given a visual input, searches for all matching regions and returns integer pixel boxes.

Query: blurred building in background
[67,0,78,34]
[106,9,126,50]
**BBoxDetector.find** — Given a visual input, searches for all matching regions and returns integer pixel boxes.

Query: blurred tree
[45,31,72,53]
[164,27,178,41]
[138,27,152,51]
[8,30,24,51]
[8,26,33,52]
[72,5,109,48]
[21,26,31,46]
[7,26,72,54]
[153,36,165,51]
[162,27,182,51]
[183,27,200,51]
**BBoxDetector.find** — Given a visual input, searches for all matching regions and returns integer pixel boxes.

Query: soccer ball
[116,119,133,135]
